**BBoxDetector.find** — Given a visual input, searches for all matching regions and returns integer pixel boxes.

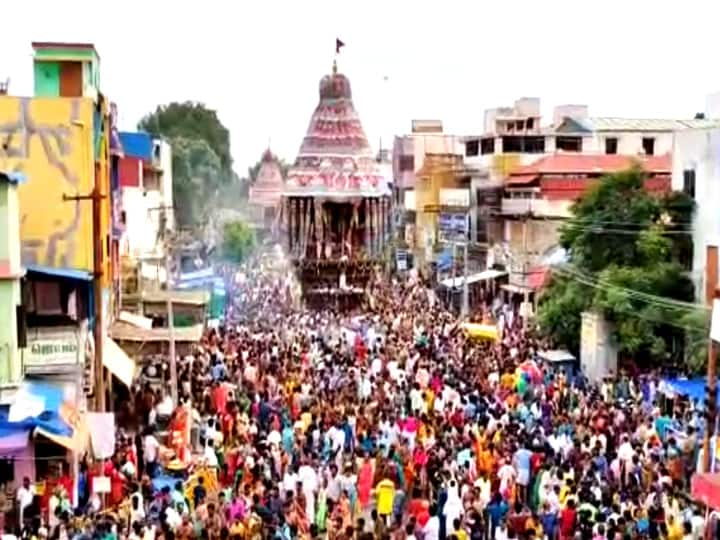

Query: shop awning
[103,338,136,388]
[8,380,89,453]
[0,429,30,455]
[35,415,89,453]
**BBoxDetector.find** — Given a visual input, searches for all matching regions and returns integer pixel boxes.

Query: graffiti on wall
[0,97,94,270]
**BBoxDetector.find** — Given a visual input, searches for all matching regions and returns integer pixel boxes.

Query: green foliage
[559,167,659,272]
[138,102,233,227]
[537,167,698,365]
[138,102,232,170]
[169,137,223,226]
[222,220,256,263]
[680,309,714,374]
[536,274,592,353]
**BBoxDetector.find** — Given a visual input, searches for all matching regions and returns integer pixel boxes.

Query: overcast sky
[2,0,719,172]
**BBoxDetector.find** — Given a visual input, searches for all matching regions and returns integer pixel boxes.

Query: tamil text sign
[25,327,81,368]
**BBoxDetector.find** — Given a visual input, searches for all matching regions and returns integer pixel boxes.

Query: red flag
[336,38,345,54]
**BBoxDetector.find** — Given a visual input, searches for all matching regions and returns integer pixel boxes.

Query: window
[642,137,655,156]
[524,136,545,153]
[480,137,495,155]
[465,139,479,157]
[556,136,582,152]
[516,120,524,131]
[502,136,522,153]
[605,137,618,155]
[500,136,545,154]
[399,155,414,172]
[120,210,127,225]
[526,118,534,130]
[683,169,696,198]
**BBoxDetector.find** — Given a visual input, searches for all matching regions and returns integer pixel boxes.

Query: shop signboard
[438,212,468,243]
[24,326,84,374]
[396,250,408,271]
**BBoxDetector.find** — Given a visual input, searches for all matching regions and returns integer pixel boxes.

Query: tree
[537,167,700,367]
[221,220,256,264]
[170,137,223,226]
[138,102,232,170]
[138,102,234,227]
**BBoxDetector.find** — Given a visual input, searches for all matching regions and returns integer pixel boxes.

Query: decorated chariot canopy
[284,61,391,200]
[248,148,285,208]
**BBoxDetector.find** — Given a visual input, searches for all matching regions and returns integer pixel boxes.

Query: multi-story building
[0,42,120,391]
[501,154,672,291]
[671,126,720,301]
[117,132,174,304]
[392,121,463,260]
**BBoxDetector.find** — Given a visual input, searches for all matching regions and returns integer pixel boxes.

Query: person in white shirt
[282,467,299,497]
[143,430,161,477]
[155,392,174,419]
[423,510,440,540]
[16,477,34,527]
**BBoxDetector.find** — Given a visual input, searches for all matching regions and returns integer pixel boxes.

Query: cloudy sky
[2,0,719,172]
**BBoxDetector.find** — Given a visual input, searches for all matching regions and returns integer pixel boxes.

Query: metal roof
[110,321,203,343]
[24,265,92,281]
[575,117,720,132]
[141,290,210,306]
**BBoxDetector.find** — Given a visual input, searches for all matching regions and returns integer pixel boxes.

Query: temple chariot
[281,60,391,310]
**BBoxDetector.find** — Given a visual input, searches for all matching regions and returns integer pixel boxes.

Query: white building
[671,125,720,300]
[119,136,174,282]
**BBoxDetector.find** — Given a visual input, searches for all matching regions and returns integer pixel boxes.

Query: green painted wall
[0,280,20,385]
[0,183,20,385]
[33,61,60,97]
[33,48,96,61]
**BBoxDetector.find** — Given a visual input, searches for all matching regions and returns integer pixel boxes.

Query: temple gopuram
[248,148,285,232]
[282,60,391,309]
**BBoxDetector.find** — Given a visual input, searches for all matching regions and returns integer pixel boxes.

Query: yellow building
[414,153,471,262]
[0,43,112,287]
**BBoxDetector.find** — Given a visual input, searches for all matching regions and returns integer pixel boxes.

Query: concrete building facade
[671,127,720,299]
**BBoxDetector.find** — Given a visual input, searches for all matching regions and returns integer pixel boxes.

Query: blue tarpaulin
[6,381,75,437]
[119,132,153,161]
[437,249,453,271]
[662,377,720,403]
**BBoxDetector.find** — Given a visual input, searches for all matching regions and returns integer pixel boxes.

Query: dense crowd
[15,248,715,540]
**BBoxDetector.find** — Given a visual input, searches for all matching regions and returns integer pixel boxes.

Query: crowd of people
[17,247,715,540]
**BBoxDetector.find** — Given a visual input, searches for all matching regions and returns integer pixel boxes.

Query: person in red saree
[103,456,125,507]
[356,454,374,509]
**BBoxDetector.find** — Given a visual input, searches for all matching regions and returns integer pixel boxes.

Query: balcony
[501,197,572,218]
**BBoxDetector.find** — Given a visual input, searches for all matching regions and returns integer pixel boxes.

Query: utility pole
[164,225,178,407]
[149,205,178,406]
[521,208,531,330]
[702,288,720,473]
[63,185,106,412]
[461,240,469,318]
